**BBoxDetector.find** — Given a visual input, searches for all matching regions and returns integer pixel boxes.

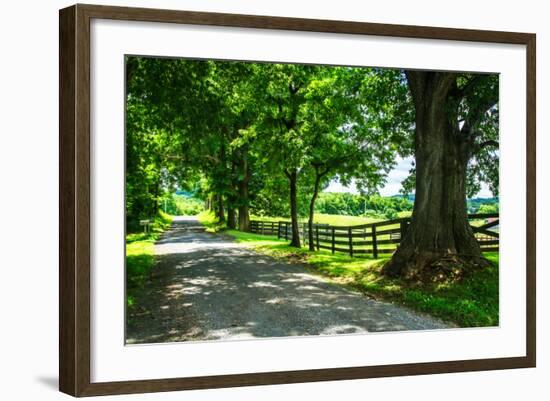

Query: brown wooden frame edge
[59,3,536,397]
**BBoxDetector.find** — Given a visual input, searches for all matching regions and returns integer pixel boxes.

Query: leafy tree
[315,193,413,218]
[125,56,216,228]
[125,56,499,282]
[299,68,399,250]
[477,203,499,214]
[251,64,319,247]
[383,72,499,279]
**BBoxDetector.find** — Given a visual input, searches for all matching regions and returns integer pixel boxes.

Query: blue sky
[325,156,493,198]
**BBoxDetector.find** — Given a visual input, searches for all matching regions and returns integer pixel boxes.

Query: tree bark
[237,153,251,231]
[226,157,238,230]
[383,71,489,280]
[308,166,328,251]
[215,194,225,223]
[151,178,161,216]
[227,207,237,229]
[286,168,301,248]
[207,196,213,211]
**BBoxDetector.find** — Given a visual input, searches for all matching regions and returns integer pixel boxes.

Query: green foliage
[315,192,413,219]
[470,199,499,214]
[123,54,500,326]
[249,171,312,218]
[125,55,499,262]
[226,230,499,327]
[477,203,499,214]
[162,194,203,216]
[127,210,173,239]
[196,210,225,233]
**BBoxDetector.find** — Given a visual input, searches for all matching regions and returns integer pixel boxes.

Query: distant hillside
[467,197,499,213]
[387,194,498,214]
[174,189,195,197]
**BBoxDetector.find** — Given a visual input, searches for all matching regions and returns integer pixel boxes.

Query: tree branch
[475,139,499,154]
[204,154,220,164]
[453,75,484,99]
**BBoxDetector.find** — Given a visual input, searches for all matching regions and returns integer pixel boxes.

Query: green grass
[313,213,381,226]
[126,211,173,308]
[226,229,499,328]
[251,213,382,226]
[197,210,226,232]
[251,212,412,226]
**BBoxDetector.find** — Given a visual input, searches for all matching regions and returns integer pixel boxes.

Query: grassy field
[226,229,499,328]
[251,211,412,226]
[126,211,173,308]
[198,210,413,229]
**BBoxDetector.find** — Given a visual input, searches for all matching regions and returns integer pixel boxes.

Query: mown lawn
[226,229,499,328]
[126,211,173,308]
[251,211,412,226]
[252,213,381,226]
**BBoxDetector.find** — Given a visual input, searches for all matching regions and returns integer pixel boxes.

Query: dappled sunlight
[265,298,286,305]
[320,325,369,335]
[127,217,449,345]
[247,281,282,289]
[202,327,257,341]
[295,285,323,291]
[280,273,327,284]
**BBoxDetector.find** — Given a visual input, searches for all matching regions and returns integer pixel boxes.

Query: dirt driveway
[126,216,448,344]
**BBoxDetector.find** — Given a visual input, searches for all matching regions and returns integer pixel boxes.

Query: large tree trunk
[237,153,251,231]
[151,178,161,216]
[383,72,489,280]
[286,168,301,248]
[227,207,237,229]
[308,166,328,251]
[215,194,225,223]
[227,158,238,230]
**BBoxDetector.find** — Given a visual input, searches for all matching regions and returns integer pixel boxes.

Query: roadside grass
[197,210,227,232]
[226,229,499,328]
[126,211,173,308]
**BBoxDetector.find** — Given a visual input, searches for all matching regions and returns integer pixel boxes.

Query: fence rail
[248,213,499,257]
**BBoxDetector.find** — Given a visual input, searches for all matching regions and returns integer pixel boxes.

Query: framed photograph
[59,3,536,397]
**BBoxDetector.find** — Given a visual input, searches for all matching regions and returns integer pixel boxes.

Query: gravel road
[126,216,448,344]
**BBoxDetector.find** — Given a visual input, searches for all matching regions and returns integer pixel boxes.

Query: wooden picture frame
[59,3,536,397]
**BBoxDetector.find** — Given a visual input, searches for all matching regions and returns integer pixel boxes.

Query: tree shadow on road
[126,244,447,345]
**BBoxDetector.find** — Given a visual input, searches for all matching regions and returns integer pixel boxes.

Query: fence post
[372,225,378,259]
[260,221,264,235]
[331,227,335,254]
[316,225,320,251]
[285,222,289,240]
[277,221,282,239]
[302,223,307,245]
[348,227,354,257]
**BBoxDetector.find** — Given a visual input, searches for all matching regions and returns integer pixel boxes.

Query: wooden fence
[249,213,499,258]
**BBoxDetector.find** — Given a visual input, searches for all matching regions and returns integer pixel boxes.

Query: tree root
[383,251,492,283]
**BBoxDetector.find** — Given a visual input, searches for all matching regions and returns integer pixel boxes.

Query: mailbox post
[139,219,151,234]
